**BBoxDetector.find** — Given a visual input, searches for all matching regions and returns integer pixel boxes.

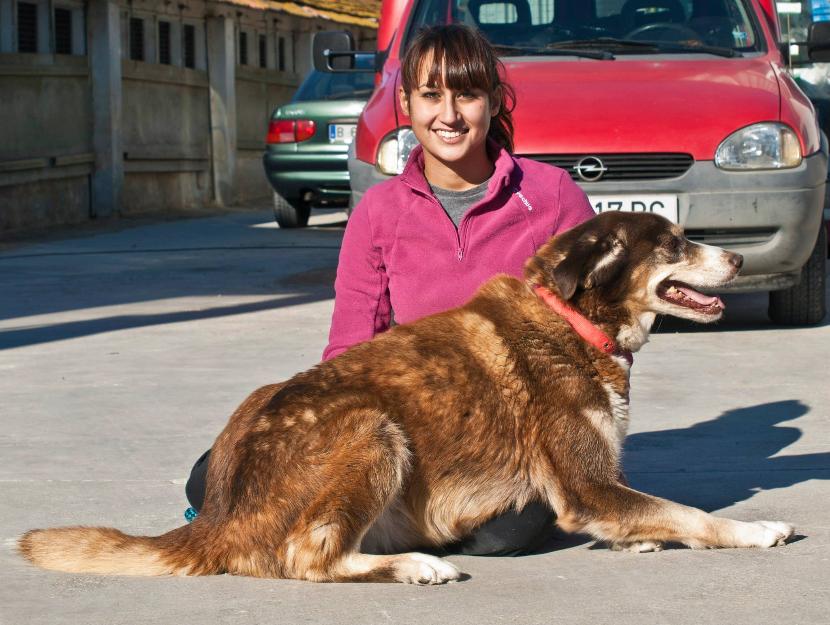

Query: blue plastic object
[184,507,198,523]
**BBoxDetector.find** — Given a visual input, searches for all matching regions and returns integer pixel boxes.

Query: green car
[262,62,375,228]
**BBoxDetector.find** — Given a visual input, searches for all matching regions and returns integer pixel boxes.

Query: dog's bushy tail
[18,523,213,576]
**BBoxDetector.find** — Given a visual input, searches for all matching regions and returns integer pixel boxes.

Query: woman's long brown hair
[400,24,516,153]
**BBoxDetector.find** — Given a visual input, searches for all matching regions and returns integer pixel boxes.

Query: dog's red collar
[533,285,633,366]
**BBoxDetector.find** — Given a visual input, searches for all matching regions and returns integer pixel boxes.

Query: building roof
[220,0,382,28]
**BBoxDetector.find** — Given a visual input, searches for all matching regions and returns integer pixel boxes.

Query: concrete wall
[121,61,211,214]
[0,54,93,231]
[0,0,377,235]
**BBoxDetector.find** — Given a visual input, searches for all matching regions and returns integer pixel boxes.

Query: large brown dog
[19,212,794,583]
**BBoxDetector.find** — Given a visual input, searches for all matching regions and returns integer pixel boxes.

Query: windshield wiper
[548,37,740,58]
[548,38,655,50]
[494,43,614,60]
[648,41,741,58]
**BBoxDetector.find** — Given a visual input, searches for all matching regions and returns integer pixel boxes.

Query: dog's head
[524,212,743,350]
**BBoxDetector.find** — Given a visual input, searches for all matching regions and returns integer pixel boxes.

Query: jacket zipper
[457,216,471,261]
[427,184,517,262]
[425,193,466,261]
[454,195,483,262]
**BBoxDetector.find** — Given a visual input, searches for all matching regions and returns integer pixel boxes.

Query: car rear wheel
[768,224,827,325]
[273,192,311,228]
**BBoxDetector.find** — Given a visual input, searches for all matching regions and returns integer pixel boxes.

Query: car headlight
[715,123,802,170]
[376,127,420,175]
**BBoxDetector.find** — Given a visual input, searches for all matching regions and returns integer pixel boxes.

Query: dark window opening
[278,36,285,71]
[129,17,144,61]
[17,2,38,53]
[183,23,196,68]
[54,7,73,55]
[239,30,248,65]
[259,34,266,68]
[158,20,171,64]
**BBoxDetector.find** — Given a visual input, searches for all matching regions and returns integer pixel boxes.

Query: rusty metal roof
[219,0,382,28]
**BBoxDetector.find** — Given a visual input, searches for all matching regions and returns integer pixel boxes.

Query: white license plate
[328,124,356,145]
[588,194,679,223]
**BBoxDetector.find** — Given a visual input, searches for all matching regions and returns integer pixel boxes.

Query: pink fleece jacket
[322,142,595,361]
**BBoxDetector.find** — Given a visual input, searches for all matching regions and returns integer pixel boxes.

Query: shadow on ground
[533,399,829,554]
[625,399,828,508]
[0,291,332,349]
[0,265,338,349]
[0,209,345,344]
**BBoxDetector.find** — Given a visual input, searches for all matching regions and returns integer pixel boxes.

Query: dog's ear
[552,231,628,300]
[551,243,590,300]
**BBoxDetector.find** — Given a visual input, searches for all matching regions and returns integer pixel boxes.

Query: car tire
[768,224,827,325]
[273,192,311,228]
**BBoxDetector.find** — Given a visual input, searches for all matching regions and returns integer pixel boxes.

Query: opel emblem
[574,156,608,182]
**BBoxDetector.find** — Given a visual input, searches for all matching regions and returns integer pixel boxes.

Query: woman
[186,24,596,556]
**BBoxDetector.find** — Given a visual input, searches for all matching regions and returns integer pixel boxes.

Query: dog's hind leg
[552,481,793,550]
[277,410,461,584]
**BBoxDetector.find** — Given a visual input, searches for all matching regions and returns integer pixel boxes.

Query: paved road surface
[1,207,828,625]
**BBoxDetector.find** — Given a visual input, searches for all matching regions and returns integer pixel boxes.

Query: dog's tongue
[677,285,723,308]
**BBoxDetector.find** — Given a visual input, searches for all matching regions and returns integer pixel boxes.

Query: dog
[19,211,794,583]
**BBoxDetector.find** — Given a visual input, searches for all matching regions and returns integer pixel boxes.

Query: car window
[293,59,376,102]
[405,0,761,54]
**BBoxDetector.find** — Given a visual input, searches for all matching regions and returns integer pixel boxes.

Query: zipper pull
[457,248,464,261]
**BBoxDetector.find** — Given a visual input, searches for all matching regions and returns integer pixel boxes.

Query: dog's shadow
[532,400,827,554]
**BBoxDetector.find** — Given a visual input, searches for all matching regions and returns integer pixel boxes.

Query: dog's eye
[665,236,684,260]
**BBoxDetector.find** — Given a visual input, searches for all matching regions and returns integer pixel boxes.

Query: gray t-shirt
[429,179,490,228]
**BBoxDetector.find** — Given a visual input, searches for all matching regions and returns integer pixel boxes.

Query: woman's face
[400,59,500,168]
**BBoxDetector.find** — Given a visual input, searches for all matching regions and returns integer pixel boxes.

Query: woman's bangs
[420,47,446,89]
[420,41,493,93]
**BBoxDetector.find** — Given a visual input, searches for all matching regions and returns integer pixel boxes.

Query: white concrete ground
[0,207,828,625]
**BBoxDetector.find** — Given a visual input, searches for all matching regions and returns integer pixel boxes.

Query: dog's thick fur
[19,212,794,583]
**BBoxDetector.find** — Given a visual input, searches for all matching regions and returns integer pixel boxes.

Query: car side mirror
[808,22,830,62]
[313,31,379,73]
[313,31,356,71]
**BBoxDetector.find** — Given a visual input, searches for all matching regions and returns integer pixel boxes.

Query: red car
[317,0,828,325]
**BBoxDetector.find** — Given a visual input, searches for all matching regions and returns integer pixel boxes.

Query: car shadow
[529,399,828,555]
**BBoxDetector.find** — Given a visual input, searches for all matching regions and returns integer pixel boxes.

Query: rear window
[293,60,376,102]
[405,0,761,54]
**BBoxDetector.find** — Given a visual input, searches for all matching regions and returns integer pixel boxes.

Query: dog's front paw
[732,520,794,548]
[395,553,461,585]
[755,521,794,547]
[610,540,664,553]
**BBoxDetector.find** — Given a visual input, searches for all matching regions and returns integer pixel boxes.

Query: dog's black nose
[727,253,743,269]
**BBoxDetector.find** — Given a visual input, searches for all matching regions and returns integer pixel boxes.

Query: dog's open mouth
[657,280,725,315]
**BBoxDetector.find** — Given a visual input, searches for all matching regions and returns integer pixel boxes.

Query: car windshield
[406,0,761,56]
[293,57,376,102]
